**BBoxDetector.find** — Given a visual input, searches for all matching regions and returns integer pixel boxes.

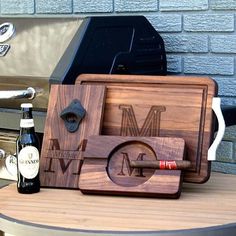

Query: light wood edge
[1,213,236,236]
[75,74,217,92]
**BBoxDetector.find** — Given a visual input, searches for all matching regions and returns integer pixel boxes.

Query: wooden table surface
[0,172,236,236]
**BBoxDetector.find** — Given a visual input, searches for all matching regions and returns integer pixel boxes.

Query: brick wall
[0,0,236,173]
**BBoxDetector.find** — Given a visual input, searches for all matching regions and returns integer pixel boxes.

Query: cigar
[130,160,192,170]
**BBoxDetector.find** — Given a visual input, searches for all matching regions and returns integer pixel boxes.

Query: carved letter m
[119,105,166,137]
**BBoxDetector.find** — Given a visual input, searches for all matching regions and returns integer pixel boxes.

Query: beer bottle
[16,103,40,193]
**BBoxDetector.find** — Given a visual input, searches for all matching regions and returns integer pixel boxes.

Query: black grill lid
[50,15,167,85]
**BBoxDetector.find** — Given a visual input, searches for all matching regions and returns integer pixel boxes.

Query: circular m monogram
[107,141,156,187]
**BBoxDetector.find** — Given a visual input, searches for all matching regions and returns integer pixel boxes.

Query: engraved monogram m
[117,105,166,177]
[119,105,166,136]
[118,152,146,177]
[44,139,86,174]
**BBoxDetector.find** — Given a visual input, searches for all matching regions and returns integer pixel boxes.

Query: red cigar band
[159,160,166,169]
[166,161,177,170]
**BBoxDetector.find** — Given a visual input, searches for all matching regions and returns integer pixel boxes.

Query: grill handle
[0,87,40,100]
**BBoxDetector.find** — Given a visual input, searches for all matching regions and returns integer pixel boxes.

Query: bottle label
[18,146,39,179]
[20,119,34,128]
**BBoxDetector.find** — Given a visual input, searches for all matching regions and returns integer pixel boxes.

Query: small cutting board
[79,135,186,198]
[40,84,106,188]
[76,74,217,183]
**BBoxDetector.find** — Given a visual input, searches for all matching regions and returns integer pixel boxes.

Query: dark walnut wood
[40,85,106,188]
[79,135,185,198]
[76,74,217,184]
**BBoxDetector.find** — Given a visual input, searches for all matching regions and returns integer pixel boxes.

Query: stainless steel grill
[0,17,83,113]
[0,17,84,180]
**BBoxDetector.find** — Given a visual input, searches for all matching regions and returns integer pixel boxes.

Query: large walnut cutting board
[76,74,217,183]
[40,84,105,188]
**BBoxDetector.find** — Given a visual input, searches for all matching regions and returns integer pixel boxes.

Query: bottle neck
[20,126,35,135]
[22,107,33,119]
[20,118,34,129]
[20,107,35,131]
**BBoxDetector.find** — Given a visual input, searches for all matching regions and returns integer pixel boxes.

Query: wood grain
[76,74,217,184]
[0,172,236,233]
[79,136,185,198]
[40,84,106,188]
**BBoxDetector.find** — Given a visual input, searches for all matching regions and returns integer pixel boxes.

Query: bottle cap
[21,103,33,108]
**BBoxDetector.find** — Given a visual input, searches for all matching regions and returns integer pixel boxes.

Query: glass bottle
[16,103,40,193]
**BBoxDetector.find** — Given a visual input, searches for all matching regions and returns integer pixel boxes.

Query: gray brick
[115,0,158,12]
[184,14,234,32]
[166,55,182,73]
[211,0,236,10]
[74,0,113,13]
[36,0,72,13]
[218,125,236,141]
[213,77,236,97]
[215,140,234,162]
[162,34,208,53]
[184,56,234,75]
[220,97,236,106]
[211,36,236,53]
[146,15,182,32]
[1,0,34,14]
[212,162,236,175]
[160,0,208,11]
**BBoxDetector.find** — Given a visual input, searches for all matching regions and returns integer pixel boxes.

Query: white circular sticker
[0,22,15,42]
[18,146,39,179]
[5,154,17,177]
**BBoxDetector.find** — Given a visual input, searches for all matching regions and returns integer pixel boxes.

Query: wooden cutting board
[76,74,217,184]
[40,84,106,188]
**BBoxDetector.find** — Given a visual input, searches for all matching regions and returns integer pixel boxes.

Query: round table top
[0,172,236,236]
